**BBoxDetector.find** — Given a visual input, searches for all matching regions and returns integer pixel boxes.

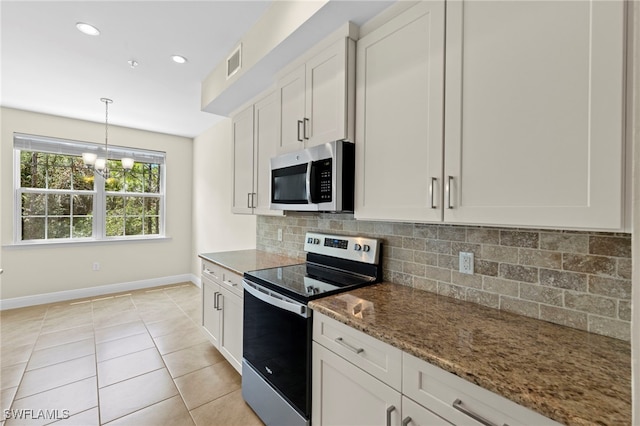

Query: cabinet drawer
[220,271,244,298]
[313,312,402,391]
[201,260,224,284]
[402,353,560,426]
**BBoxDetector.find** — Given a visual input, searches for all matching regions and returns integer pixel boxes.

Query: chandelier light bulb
[121,157,134,171]
[82,152,97,166]
[94,158,106,171]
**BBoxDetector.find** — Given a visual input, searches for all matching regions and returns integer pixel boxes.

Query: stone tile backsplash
[256,213,633,341]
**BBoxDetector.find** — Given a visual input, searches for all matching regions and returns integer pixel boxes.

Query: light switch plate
[459,252,474,274]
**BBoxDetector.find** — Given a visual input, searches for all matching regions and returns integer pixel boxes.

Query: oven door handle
[243,280,311,318]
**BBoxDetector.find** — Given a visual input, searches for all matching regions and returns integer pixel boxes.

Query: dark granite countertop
[309,282,632,425]
[199,249,303,276]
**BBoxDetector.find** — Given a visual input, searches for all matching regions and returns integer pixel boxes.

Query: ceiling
[0,1,394,139]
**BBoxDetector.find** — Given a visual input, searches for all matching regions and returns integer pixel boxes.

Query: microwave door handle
[305,161,313,204]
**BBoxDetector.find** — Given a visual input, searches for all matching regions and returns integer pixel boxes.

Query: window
[14,133,166,243]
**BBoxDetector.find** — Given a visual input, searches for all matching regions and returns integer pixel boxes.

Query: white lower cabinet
[201,260,243,374]
[312,312,559,426]
[313,342,402,426]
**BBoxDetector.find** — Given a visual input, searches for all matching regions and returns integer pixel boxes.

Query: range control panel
[304,232,381,265]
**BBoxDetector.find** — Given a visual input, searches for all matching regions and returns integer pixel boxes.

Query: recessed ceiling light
[128,60,139,68]
[76,22,100,36]
[171,55,188,64]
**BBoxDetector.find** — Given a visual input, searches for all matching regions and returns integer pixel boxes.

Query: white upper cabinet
[231,105,254,214]
[253,91,282,215]
[277,37,355,154]
[355,0,627,230]
[443,0,626,230]
[277,65,307,153]
[231,92,283,216]
[355,1,446,223]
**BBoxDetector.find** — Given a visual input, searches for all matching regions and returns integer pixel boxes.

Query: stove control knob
[313,238,320,244]
[363,245,371,252]
[354,244,362,251]
[307,237,313,244]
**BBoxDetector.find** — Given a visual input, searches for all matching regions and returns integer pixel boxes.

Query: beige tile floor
[0,283,263,426]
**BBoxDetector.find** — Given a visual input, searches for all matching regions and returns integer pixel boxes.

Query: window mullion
[95,173,106,239]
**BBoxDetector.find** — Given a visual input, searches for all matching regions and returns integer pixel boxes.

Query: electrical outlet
[92,262,100,271]
[277,229,283,241]
[459,252,474,275]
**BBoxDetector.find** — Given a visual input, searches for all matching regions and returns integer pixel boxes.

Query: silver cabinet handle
[334,337,364,354]
[402,416,412,426]
[215,292,223,311]
[203,268,219,280]
[247,193,252,208]
[223,279,238,288]
[213,291,219,309]
[430,177,438,209]
[251,192,256,208]
[297,120,304,142]
[447,176,454,209]
[386,406,396,426]
[453,399,506,426]
[303,118,310,140]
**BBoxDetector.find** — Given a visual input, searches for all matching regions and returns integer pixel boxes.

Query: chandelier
[82,98,134,178]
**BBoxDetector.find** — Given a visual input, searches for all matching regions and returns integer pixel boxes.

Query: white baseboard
[0,274,199,310]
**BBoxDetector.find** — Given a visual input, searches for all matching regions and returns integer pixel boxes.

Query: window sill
[3,236,172,249]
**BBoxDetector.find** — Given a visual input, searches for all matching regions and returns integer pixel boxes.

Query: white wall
[0,108,193,302]
[191,118,256,277]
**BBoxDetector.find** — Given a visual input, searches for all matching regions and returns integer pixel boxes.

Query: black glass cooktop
[244,262,376,302]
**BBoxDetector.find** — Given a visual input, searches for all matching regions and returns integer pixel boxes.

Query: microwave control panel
[312,159,332,203]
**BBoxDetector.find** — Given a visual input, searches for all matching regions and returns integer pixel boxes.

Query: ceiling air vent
[227,44,242,79]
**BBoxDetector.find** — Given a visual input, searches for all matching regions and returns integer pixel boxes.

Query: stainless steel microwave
[270,140,354,212]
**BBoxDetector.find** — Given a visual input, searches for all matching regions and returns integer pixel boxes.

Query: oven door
[242,279,312,422]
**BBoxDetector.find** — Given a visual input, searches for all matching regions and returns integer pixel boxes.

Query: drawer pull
[223,280,238,288]
[386,406,396,426]
[452,399,506,426]
[402,416,412,426]
[204,268,219,280]
[335,337,364,354]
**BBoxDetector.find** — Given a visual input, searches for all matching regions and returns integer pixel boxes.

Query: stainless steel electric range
[242,232,382,426]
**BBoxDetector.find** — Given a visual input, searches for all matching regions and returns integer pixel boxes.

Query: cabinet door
[401,396,452,426]
[231,105,255,214]
[305,38,353,147]
[277,64,306,154]
[312,342,402,426]
[253,92,283,216]
[355,1,445,222]
[219,286,243,374]
[202,281,221,348]
[443,0,626,230]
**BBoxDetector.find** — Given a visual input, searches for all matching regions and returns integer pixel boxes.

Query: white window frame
[13,133,166,244]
